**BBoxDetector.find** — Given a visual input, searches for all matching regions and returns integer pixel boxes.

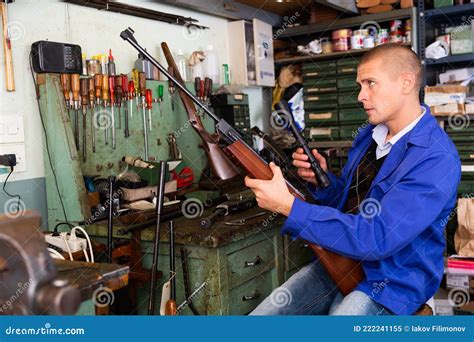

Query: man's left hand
[244,162,295,216]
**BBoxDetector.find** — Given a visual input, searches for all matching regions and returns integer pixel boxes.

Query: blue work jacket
[282,106,461,315]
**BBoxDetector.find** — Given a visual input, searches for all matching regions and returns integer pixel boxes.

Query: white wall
[0,0,271,184]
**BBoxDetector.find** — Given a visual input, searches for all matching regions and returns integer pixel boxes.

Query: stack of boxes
[424,68,474,195]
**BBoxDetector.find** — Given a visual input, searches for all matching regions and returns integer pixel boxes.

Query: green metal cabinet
[86,209,312,315]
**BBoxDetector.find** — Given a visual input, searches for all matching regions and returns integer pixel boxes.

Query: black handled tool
[200,198,256,229]
[274,100,331,189]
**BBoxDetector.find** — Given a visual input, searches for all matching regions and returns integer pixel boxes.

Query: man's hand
[244,162,295,217]
[292,148,328,186]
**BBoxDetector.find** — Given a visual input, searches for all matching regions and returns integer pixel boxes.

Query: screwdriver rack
[37,73,216,226]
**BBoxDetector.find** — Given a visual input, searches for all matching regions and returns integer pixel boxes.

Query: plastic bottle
[176,49,188,82]
[203,45,219,84]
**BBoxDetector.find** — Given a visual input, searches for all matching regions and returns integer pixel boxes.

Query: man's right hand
[292,148,328,186]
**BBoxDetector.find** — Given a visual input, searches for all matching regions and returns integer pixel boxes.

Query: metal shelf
[425,54,474,66]
[424,3,474,18]
[274,8,414,38]
[275,43,412,65]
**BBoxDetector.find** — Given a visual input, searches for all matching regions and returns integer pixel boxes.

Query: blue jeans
[250,261,392,315]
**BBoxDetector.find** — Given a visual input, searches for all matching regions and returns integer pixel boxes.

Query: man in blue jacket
[246,44,461,315]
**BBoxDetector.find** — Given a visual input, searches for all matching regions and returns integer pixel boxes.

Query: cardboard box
[446,272,474,294]
[430,103,465,116]
[424,85,468,106]
[439,68,474,84]
[434,288,454,316]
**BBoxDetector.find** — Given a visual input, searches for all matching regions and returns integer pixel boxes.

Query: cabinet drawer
[337,76,358,91]
[337,66,358,75]
[304,110,338,125]
[338,93,360,107]
[228,270,274,315]
[339,107,366,123]
[305,93,338,103]
[337,58,361,67]
[284,236,313,273]
[339,125,361,140]
[227,238,275,288]
[303,60,337,71]
[303,69,337,79]
[305,126,339,141]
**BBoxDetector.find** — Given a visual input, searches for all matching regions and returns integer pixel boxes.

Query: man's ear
[400,72,416,95]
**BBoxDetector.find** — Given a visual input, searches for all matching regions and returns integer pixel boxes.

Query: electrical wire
[72,226,94,263]
[29,51,69,225]
[61,233,74,261]
[48,248,65,260]
[2,166,21,212]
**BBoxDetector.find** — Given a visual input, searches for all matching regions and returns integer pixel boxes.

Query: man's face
[356,58,403,125]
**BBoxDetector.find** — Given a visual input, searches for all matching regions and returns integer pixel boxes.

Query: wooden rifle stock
[161,43,239,181]
[225,141,364,296]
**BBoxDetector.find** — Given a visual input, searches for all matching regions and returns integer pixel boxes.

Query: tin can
[321,37,333,54]
[390,20,403,33]
[376,29,389,46]
[332,29,352,51]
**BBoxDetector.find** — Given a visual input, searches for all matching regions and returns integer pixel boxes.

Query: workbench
[86,205,313,315]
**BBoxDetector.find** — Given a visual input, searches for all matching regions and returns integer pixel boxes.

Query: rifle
[120,28,364,295]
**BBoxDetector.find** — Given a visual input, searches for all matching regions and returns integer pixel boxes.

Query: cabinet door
[253,18,275,87]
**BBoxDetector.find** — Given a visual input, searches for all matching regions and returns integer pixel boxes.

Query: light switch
[0,115,24,143]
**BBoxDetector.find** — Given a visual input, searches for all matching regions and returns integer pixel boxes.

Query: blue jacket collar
[352,105,436,186]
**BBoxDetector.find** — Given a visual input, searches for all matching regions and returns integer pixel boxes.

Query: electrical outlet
[45,232,87,253]
[0,143,26,172]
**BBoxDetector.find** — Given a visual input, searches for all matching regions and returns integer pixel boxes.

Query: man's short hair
[359,43,423,92]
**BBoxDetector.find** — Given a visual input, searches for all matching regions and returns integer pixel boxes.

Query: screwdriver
[71,74,81,149]
[121,74,130,138]
[102,74,109,145]
[205,77,213,106]
[155,84,164,117]
[194,77,201,101]
[80,78,89,162]
[94,74,103,149]
[60,74,71,109]
[128,80,135,120]
[109,75,116,149]
[88,77,96,153]
[107,49,116,76]
[133,69,140,110]
[146,89,153,132]
[139,72,148,161]
[115,75,123,130]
